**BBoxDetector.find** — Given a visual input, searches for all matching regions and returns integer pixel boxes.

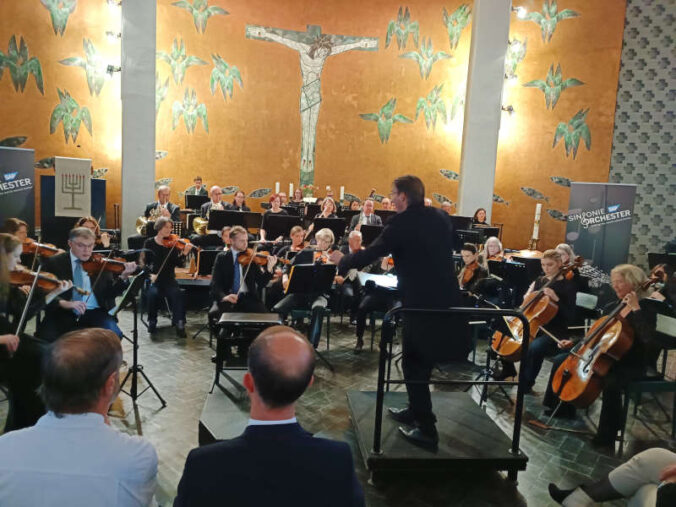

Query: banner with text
[0,147,35,233]
[566,182,637,280]
[55,156,91,217]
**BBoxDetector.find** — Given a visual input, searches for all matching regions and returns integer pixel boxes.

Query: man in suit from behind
[38,227,136,342]
[174,326,365,507]
[349,198,382,231]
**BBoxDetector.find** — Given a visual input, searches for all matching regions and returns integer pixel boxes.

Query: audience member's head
[40,328,122,417]
[244,326,315,414]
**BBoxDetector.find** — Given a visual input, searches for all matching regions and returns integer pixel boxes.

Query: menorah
[61,173,86,210]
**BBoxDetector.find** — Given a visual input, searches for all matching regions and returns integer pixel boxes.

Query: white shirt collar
[247,417,297,426]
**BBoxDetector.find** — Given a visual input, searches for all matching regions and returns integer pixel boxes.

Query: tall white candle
[275,181,280,194]
[289,183,293,196]
[340,186,344,200]
[533,203,542,240]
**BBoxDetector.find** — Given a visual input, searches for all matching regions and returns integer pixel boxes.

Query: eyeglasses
[72,241,94,250]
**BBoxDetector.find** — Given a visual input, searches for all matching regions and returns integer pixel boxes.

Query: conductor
[331,175,462,449]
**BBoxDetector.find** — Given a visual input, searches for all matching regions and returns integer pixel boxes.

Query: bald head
[248,326,315,408]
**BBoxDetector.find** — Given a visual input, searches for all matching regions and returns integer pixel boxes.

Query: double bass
[491,256,583,362]
[550,275,660,408]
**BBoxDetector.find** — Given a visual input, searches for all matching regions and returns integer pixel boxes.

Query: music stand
[242,212,263,231]
[207,210,245,230]
[263,214,303,240]
[360,224,384,246]
[312,218,347,243]
[282,205,302,216]
[285,263,337,370]
[338,209,360,224]
[185,194,209,210]
[648,252,676,270]
[112,273,167,408]
[511,256,543,283]
[457,229,485,246]
[501,260,530,305]
[473,225,500,240]
[198,249,221,276]
[305,203,321,218]
[450,216,473,251]
[375,209,397,225]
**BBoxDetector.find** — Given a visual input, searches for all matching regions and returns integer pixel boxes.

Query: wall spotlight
[105,31,121,43]
[107,0,121,7]
[501,105,515,115]
[512,6,528,19]
[106,64,122,77]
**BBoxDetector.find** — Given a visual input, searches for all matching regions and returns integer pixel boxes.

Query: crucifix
[246,24,378,186]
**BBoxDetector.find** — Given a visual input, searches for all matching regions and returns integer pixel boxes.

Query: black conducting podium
[347,306,530,483]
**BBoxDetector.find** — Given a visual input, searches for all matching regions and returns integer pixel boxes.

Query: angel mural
[246,24,378,185]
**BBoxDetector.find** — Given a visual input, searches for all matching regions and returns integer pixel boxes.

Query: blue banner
[566,182,637,277]
[0,147,35,233]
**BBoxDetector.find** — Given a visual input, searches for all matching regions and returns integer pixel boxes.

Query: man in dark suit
[191,186,226,249]
[199,186,225,219]
[144,185,181,222]
[38,227,137,342]
[332,175,464,449]
[349,198,382,231]
[184,176,208,196]
[208,226,277,324]
[174,326,365,507]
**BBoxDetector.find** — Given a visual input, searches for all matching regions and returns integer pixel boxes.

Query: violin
[161,234,201,252]
[491,256,583,362]
[10,267,88,295]
[22,238,63,257]
[81,253,129,276]
[313,249,335,264]
[461,261,479,288]
[551,275,660,408]
[237,248,289,266]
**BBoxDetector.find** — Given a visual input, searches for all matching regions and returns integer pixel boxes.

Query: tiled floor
[2,309,674,506]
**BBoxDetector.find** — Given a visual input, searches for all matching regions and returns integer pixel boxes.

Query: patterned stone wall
[608,0,676,269]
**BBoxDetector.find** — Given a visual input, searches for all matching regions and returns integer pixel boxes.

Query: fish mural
[433,193,453,205]
[520,187,550,203]
[440,169,460,181]
[492,194,510,206]
[155,150,168,160]
[35,156,55,168]
[248,188,271,199]
[546,208,567,221]
[155,177,173,189]
[371,194,384,203]
[92,167,108,179]
[343,192,359,202]
[0,136,27,147]
[550,176,572,187]
[221,185,239,195]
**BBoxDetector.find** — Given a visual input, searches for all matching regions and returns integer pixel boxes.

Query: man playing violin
[38,227,137,342]
[209,226,277,323]
[141,217,193,337]
[494,249,577,393]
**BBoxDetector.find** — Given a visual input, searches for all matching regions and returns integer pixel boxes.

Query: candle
[533,203,542,240]
[340,186,344,200]
[289,183,293,196]
[275,181,280,194]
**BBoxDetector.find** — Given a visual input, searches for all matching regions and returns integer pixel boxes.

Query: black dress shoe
[548,483,574,504]
[398,426,438,450]
[353,339,364,354]
[148,321,157,334]
[176,321,187,338]
[387,407,416,425]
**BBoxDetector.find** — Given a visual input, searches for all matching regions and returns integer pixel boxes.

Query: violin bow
[154,242,179,284]
[14,265,42,338]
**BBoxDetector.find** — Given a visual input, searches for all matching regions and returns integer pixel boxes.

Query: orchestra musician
[140,217,193,337]
[334,175,464,449]
[458,243,488,292]
[380,197,392,210]
[349,199,361,211]
[188,186,227,249]
[208,226,277,325]
[185,176,208,196]
[200,186,225,218]
[305,197,338,238]
[542,264,657,448]
[37,227,137,342]
[278,192,288,206]
[265,226,306,309]
[440,201,453,215]
[291,188,304,204]
[259,194,288,243]
[273,228,336,348]
[423,197,432,207]
[484,236,504,261]
[494,249,577,393]
[555,243,589,292]
[349,199,382,231]
[0,233,71,430]
[337,230,365,327]
[226,190,251,212]
[75,216,111,249]
[145,185,181,222]
[472,207,489,226]
[2,218,28,243]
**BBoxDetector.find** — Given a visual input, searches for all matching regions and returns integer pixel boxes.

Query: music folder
[285,263,337,295]
[262,214,303,240]
[311,218,347,243]
[185,194,209,210]
[208,210,245,230]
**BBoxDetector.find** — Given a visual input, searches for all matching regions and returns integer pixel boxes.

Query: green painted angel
[157,38,207,85]
[523,63,583,109]
[442,4,471,50]
[156,74,170,117]
[40,0,77,36]
[0,36,44,94]
[525,0,579,43]
[210,54,243,100]
[59,39,106,96]
[360,98,412,143]
[50,89,92,143]
[172,88,209,134]
[400,38,451,80]
[553,108,591,159]
[416,84,446,130]
[386,6,419,50]
[172,0,228,34]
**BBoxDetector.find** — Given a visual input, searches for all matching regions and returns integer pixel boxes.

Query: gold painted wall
[0,0,121,226]
[495,0,627,250]
[156,0,472,209]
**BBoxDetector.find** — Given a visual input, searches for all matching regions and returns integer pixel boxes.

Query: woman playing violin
[458,243,488,292]
[1,233,71,430]
[495,249,577,393]
[484,236,504,261]
[140,217,192,337]
[75,216,111,249]
[543,264,657,448]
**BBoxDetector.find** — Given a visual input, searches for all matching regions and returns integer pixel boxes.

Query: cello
[550,275,660,408]
[491,256,583,362]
